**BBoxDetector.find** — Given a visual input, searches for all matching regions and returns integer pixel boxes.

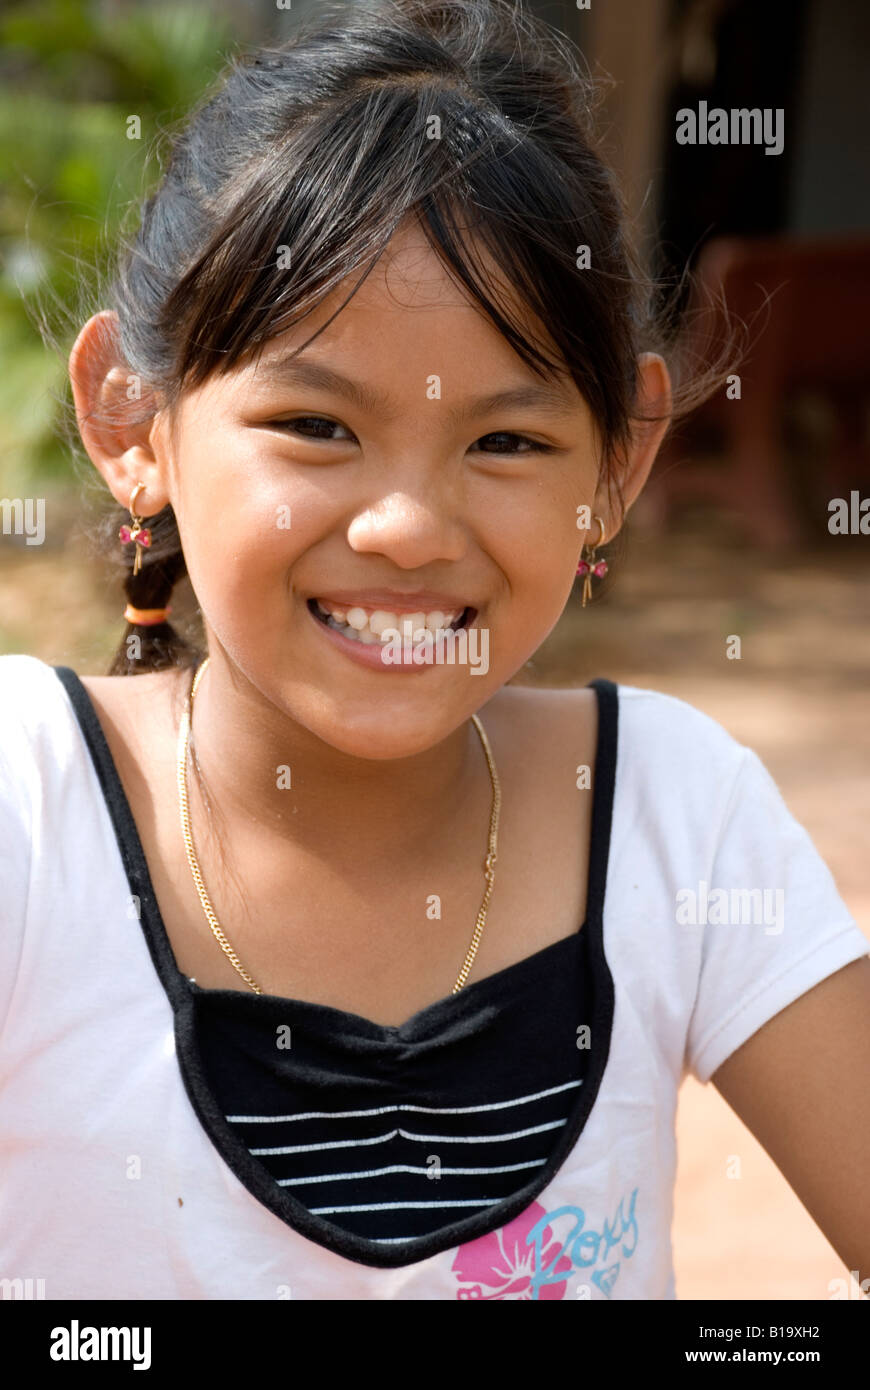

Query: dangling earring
[118,482,152,576]
[576,514,608,608]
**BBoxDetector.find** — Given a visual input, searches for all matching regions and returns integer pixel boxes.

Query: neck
[176,655,492,861]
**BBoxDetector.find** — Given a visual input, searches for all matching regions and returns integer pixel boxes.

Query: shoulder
[0,650,59,699]
[76,666,185,734]
[0,655,115,813]
[0,653,182,782]
[613,680,742,745]
[487,679,746,778]
[0,652,69,745]
[611,681,748,795]
[491,676,739,733]
[63,667,187,797]
[485,681,597,727]
[0,654,74,848]
[480,681,599,772]
[0,651,179,724]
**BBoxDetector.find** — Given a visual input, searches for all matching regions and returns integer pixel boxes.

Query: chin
[312,703,466,761]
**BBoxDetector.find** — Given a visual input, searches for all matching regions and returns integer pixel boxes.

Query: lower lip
[306,602,472,673]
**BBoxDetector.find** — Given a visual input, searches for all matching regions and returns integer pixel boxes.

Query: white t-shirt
[0,652,866,1300]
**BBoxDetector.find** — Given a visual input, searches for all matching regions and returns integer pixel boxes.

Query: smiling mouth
[307,598,475,645]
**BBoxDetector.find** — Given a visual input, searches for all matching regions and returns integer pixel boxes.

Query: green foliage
[0,0,240,494]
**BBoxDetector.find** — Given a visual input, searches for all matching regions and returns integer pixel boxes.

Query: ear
[593,352,672,541]
[68,309,171,517]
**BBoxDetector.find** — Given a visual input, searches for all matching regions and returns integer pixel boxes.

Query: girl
[2,0,868,1302]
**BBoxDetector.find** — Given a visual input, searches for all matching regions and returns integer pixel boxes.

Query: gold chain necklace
[176,655,502,996]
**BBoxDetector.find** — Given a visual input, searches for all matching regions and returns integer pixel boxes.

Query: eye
[270,415,357,442]
[472,432,556,456]
[266,418,556,455]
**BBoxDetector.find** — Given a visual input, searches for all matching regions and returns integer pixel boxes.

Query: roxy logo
[49,1320,151,1371]
[675,102,784,156]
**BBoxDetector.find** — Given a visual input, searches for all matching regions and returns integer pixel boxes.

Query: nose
[346,491,467,569]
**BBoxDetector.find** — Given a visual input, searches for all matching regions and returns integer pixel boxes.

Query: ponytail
[104,501,201,675]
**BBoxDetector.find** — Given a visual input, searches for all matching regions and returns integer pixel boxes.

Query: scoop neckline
[187,923,585,1038]
[51,662,619,1270]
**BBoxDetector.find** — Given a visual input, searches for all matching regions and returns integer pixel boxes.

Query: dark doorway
[655,0,808,297]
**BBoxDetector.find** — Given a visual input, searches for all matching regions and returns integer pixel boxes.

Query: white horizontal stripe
[310,1199,500,1214]
[251,1118,566,1156]
[276,1158,546,1185]
[252,1131,399,1156]
[396,1120,566,1144]
[227,1079,581,1124]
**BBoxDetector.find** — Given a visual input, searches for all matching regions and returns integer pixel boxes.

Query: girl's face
[151,218,663,759]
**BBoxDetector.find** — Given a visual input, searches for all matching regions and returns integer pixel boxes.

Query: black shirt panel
[192,926,592,1244]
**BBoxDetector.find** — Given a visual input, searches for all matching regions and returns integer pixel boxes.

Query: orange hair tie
[124,604,172,627]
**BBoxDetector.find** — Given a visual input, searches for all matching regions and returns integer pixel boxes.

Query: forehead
[249,214,563,377]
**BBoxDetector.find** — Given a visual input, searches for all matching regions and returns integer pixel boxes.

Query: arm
[711,954,870,1285]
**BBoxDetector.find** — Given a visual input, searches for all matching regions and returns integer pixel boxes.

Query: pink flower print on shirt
[451,1189,640,1300]
[452,1201,573,1300]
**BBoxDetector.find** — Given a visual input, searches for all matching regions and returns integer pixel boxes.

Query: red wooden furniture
[644,235,870,547]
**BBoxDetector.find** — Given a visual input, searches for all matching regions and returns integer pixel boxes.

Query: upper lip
[308,590,474,614]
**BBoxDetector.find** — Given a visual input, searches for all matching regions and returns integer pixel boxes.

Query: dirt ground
[527,508,870,1301]
[1,494,868,1300]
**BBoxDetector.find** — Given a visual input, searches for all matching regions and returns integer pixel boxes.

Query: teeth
[368,610,394,637]
[345,607,368,631]
[312,598,466,643]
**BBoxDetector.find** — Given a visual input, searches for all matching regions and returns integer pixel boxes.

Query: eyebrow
[251,355,579,422]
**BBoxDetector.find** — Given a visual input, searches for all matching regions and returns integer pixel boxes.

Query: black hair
[43,0,736,674]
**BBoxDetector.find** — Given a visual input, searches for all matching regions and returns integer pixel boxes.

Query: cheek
[179,450,330,594]
[513,553,577,646]
[487,487,582,611]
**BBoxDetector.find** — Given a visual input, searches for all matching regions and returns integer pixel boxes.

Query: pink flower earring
[118,482,152,576]
[576,514,608,607]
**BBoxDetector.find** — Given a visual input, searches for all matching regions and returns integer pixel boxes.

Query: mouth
[306,597,476,646]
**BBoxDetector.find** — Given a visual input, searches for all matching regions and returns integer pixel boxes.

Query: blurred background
[1,0,868,1300]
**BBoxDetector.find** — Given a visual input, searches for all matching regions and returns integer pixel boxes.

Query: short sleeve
[0,658,36,1039]
[685,745,869,1084]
